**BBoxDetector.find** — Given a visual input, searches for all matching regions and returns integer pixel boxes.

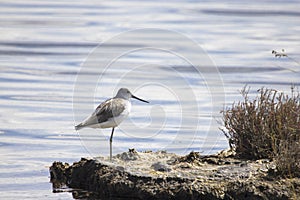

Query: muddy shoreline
[50,150,299,199]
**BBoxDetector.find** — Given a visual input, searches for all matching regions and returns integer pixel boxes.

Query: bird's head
[116,88,149,103]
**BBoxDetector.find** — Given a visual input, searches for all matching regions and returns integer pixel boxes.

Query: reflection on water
[72,29,225,158]
[0,0,299,199]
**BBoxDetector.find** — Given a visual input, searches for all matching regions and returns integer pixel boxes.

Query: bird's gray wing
[75,98,126,129]
[94,98,126,123]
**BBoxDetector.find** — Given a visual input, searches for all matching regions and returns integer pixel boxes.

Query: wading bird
[75,88,149,160]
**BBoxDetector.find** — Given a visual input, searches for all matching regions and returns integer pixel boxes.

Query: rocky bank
[50,149,299,199]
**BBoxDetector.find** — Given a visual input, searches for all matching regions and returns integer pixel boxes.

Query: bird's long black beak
[132,95,149,103]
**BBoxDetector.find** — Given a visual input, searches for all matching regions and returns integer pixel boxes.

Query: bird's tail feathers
[75,116,98,130]
[75,123,84,130]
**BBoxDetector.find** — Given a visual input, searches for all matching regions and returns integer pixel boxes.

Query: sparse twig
[272,49,287,58]
[272,49,300,72]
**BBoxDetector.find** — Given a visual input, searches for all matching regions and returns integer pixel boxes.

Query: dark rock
[49,150,300,200]
[179,151,201,163]
[151,162,171,172]
[49,161,69,190]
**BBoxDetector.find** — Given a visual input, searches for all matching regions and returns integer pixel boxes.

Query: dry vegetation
[221,86,300,178]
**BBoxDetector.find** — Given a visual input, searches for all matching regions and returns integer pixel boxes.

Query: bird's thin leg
[109,127,115,161]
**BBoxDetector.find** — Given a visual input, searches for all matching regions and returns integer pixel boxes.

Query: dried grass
[221,86,300,177]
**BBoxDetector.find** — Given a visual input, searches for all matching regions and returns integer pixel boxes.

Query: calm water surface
[0,0,299,199]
